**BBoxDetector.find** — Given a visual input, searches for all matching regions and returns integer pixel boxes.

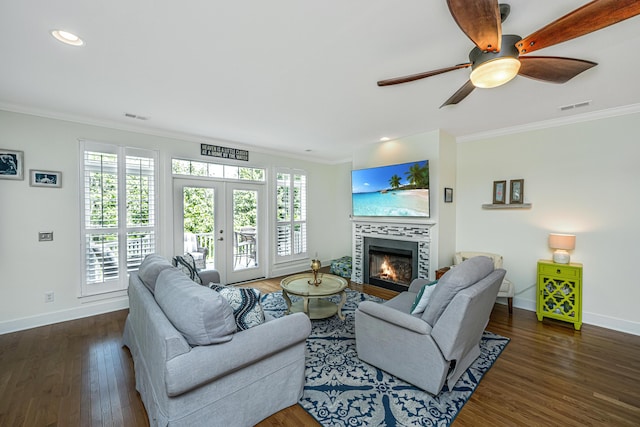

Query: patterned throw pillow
[172,253,202,285]
[209,284,265,331]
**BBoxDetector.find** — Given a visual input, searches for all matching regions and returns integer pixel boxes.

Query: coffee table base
[283,291,347,320]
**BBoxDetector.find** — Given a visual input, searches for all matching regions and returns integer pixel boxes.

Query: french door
[173,178,265,284]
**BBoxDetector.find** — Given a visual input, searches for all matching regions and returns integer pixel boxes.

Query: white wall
[0,109,350,333]
[456,112,640,335]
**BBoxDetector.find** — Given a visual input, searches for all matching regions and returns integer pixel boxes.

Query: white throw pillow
[410,281,438,315]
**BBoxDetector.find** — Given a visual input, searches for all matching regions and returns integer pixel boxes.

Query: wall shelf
[482,203,532,210]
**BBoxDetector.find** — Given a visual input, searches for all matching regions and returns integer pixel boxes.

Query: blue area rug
[262,289,509,427]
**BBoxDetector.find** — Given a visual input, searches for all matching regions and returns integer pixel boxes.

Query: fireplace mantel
[351,220,434,284]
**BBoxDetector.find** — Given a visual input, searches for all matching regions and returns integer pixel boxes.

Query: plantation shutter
[80,141,158,296]
[275,169,307,261]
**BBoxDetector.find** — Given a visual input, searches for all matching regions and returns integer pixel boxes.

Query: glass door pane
[226,183,264,284]
[232,189,258,270]
[173,179,223,274]
[182,186,216,270]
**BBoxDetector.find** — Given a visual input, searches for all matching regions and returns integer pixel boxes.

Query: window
[172,158,265,182]
[275,169,307,262]
[80,141,158,296]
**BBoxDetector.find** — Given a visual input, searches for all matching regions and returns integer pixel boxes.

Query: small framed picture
[510,179,524,204]
[30,170,62,188]
[444,187,453,203]
[493,180,507,204]
[0,149,24,180]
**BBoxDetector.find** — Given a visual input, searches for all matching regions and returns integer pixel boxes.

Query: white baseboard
[0,297,129,335]
[512,296,640,336]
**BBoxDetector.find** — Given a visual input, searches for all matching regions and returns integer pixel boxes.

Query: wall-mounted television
[351,160,429,218]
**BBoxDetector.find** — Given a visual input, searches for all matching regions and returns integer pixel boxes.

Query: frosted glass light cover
[470,57,521,88]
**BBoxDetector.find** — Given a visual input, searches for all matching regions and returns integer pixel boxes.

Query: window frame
[274,168,307,263]
[79,140,159,297]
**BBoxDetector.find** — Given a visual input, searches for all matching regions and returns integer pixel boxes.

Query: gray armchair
[355,256,505,395]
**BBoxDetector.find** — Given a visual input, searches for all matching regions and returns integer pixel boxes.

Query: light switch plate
[39,232,53,241]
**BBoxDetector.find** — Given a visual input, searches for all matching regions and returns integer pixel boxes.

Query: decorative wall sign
[30,169,62,188]
[201,144,249,161]
[0,149,24,180]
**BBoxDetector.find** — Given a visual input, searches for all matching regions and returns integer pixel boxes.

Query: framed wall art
[0,149,24,180]
[444,187,453,203]
[510,179,524,204]
[492,180,507,204]
[30,170,62,188]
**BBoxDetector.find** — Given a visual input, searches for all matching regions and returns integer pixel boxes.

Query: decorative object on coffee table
[309,258,322,286]
[281,273,347,320]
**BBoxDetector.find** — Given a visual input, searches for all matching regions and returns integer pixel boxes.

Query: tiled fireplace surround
[351,221,434,284]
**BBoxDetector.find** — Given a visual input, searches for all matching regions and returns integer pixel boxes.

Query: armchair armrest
[165,312,311,396]
[357,301,432,335]
[198,269,220,284]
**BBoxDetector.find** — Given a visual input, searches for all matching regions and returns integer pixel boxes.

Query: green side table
[537,259,583,330]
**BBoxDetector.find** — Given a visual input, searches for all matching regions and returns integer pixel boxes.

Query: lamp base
[553,250,570,264]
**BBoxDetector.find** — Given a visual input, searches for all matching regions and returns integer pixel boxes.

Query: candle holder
[308,259,322,286]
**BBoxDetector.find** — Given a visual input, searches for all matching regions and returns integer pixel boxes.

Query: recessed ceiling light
[379,137,391,142]
[51,29,84,46]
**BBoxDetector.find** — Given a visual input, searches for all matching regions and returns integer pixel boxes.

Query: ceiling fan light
[470,57,521,89]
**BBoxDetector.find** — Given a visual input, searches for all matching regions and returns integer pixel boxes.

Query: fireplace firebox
[363,237,418,292]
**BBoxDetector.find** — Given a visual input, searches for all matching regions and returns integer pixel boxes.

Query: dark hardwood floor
[1,273,639,426]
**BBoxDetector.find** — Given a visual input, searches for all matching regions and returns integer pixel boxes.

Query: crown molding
[0,102,343,165]
[456,103,640,143]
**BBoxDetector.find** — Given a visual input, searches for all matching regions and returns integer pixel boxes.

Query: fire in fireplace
[364,237,418,292]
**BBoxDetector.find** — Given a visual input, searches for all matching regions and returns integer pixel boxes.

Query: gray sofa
[123,255,312,426]
[355,256,505,395]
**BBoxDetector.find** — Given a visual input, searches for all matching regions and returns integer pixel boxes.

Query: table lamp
[549,233,576,264]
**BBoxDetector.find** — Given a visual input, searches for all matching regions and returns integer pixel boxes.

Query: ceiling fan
[377,0,640,107]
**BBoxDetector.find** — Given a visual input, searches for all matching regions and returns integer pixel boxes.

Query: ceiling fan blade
[440,80,476,108]
[516,0,640,54]
[518,56,597,83]
[377,63,471,87]
[447,0,502,51]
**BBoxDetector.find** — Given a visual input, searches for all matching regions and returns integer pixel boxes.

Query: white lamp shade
[549,234,576,250]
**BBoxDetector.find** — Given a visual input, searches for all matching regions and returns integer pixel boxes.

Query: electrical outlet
[45,291,54,303]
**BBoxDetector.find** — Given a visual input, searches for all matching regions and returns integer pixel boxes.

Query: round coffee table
[280,273,348,320]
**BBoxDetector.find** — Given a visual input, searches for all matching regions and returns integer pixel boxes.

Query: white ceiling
[1,1,639,163]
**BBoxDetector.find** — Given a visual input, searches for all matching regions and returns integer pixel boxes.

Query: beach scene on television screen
[352,160,429,217]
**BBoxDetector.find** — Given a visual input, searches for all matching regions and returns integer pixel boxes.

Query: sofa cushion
[173,253,202,285]
[410,280,438,315]
[138,254,173,293]
[155,268,236,345]
[422,256,494,326]
[210,285,265,331]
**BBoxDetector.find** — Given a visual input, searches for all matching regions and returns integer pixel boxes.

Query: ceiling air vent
[558,100,591,111]
[124,112,149,120]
